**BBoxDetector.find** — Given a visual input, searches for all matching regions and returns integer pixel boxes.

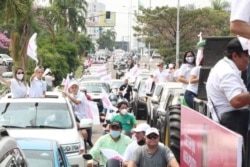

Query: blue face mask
[110,130,121,138]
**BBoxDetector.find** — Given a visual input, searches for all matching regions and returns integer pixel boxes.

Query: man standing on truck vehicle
[206,36,250,166]
[230,0,250,91]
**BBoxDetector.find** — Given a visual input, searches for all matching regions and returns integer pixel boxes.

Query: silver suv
[0,92,85,167]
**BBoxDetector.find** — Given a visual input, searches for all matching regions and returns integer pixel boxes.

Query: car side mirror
[146,93,152,97]
[133,88,138,92]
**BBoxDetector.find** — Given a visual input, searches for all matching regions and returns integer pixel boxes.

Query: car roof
[0,92,66,103]
[16,138,58,151]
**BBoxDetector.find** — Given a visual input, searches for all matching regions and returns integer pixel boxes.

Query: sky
[89,0,230,49]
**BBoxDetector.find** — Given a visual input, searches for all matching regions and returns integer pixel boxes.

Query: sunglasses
[147,135,159,139]
[17,72,24,74]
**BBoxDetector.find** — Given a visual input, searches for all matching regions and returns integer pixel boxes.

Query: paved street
[89,55,161,147]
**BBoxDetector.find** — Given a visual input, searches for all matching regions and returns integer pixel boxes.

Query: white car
[0,92,86,167]
[0,54,13,66]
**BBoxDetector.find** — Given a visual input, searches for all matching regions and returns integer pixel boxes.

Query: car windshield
[80,82,109,93]
[0,102,73,128]
[1,54,10,58]
[23,150,54,167]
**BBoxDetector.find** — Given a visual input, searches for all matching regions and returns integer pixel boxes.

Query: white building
[86,0,105,41]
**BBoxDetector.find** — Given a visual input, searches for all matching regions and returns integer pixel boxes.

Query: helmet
[117,98,129,108]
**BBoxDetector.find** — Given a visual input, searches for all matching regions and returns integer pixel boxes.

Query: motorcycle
[83,153,122,167]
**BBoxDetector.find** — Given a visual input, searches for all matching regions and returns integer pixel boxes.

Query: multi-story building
[86,0,105,41]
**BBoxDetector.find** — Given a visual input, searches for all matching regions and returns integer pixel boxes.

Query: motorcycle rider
[87,121,131,167]
[127,128,179,167]
[109,99,137,137]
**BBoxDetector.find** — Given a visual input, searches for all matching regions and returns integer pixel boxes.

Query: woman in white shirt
[178,50,196,91]
[0,67,27,98]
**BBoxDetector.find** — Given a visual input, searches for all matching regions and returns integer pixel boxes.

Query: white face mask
[16,74,24,80]
[185,57,194,63]
[120,109,128,115]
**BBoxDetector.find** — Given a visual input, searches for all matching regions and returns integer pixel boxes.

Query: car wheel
[3,62,6,66]
[165,105,180,163]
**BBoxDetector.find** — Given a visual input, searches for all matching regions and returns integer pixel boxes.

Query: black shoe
[87,141,93,147]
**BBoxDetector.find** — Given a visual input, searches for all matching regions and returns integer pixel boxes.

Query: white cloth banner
[100,148,123,160]
[27,33,38,63]
[85,101,100,125]
[129,65,141,80]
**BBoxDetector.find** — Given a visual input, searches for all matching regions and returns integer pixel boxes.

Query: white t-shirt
[29,77,46,98]
[72,91,90,120]
[154,68,168,83]
[186,66,201,94]
[44,75,54,87]
[123,141,164,161]
[178,64,194,90]
[230,0,250,24]
[10,79,27,98]
[206,57,248,121]
[167,69,175,82]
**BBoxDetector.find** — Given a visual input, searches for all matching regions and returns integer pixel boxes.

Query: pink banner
[181,106,242,167]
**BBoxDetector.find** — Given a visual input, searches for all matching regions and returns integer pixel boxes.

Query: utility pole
[148,0,151,70]
[176,0,180,68]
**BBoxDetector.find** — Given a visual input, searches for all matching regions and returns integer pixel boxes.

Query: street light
[176,0,180,68]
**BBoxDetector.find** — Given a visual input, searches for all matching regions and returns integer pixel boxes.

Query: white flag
[27,33,38,63]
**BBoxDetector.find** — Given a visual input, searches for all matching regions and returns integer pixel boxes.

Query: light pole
[147,0,151,70]
[176,0,180,68]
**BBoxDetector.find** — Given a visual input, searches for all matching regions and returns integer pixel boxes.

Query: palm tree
[53,0,88,35]
[210,0,230,11]
[2,0,32,70]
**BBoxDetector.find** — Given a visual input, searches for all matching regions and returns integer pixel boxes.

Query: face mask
[16,74,24,80]
[120,109,128,115]
[137,139,145,146]
[185,57,194,63]
[110,130,121,138]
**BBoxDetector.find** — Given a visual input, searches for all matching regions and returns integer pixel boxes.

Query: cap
[227,36,250,54]
[168,63,174,68]
[68,81,79,89]
[145,127,159,136]
[132,123,150,132]
[157,61,164,66]
[110,121,122,129]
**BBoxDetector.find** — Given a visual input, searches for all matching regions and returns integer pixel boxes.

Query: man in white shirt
[206,37,250,165]
[154,61,168,83]
[123,123,150,167]
[230,0,250,91]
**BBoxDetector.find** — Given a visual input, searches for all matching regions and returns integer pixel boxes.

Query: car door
[0,55,3,64]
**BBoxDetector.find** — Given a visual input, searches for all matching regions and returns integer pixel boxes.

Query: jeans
[184,90,197,109]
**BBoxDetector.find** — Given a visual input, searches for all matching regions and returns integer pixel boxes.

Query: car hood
[7,128,81,144]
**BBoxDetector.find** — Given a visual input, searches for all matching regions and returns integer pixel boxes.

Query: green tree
[77,35,94,57]
[210,0,230,11]
[134,6,230,62]
[1,0,32,70]
[97,29,116,51]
